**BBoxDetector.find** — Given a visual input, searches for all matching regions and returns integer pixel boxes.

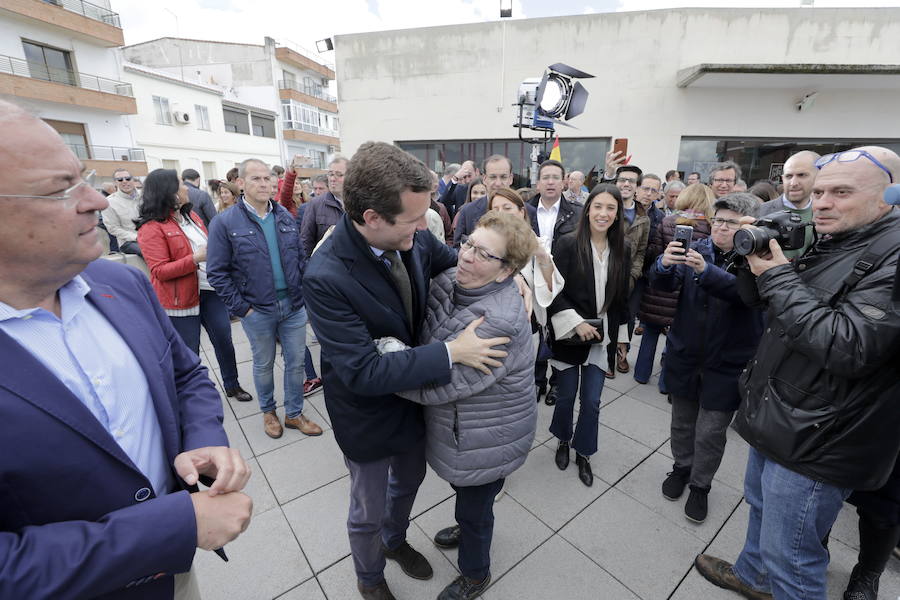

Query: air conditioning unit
[173,110,191,124]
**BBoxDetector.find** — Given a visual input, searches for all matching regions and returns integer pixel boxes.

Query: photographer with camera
[649,193,763,524]
[695,146,900,600]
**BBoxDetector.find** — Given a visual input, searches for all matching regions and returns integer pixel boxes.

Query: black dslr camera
[733,211,809,256]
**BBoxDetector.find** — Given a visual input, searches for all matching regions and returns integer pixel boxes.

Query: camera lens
[734,227,771,256]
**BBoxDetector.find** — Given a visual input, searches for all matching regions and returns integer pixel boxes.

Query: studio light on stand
[316,38,334,53]
[500,0,512,18]
[514,62,594,184]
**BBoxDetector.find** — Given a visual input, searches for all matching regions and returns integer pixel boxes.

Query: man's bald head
[811,145,897,235]
[567,170,585,193]
[782,150,821,207]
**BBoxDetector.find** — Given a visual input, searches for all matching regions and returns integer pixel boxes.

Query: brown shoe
[357,580,396,600]
[263,411,283,439]
[694,554,773,600]
[284,413,323,436]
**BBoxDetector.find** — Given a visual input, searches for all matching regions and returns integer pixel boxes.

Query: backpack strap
[830,228,900,307]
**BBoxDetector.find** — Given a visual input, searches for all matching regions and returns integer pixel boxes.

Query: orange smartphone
[613,138,628,159]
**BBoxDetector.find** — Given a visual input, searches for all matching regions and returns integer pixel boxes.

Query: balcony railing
[278,79,337,104]
[283,121,339,139]
[68,144,145,162]
[42,0,122,28]
[0,54,133,96]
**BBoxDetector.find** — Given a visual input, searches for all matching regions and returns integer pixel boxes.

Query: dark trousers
[168,290,240,389]
[343,438,426,586]
[452,479,504,581]
[669,395,733,489]
[856,508,900,574]
[304,346,318,380]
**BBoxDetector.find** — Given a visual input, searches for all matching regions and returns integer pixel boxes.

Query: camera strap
[829,228,900,307]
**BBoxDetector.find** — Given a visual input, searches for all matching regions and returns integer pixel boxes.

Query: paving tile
[193,508,312,600]
[703,498,751,560]
[615,451,744,543]
[304,392,331,427]
[242,458,278,516]
[600,394,672,450]
[220,360,287,419]
[505,444,610,531]
[239,401,332,457]
[257,429,348,504]
[670,568,753,600]
[531,401,559,448]
[592,424,657,486]
[222,414,251,459]
[275,578,327,600]
[316,525,458,600]
[283,476,352,574]
[560,487,707,599]
[827,501,861,550]
[411,465,456,519]
[626,379,672,413]
[483,535,640,600]
[414,495,554,583]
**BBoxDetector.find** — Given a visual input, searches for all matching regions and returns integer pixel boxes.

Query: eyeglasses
[460,239,507,264]
[815,150,894,183]
[711,178,736,185]
[616,177,638,184]
[115,176,132,182]
[0,169,96,203]
[640,186,660,194]
[710,216,742,230]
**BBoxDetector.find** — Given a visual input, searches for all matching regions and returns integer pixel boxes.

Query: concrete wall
[122,67,280,181]
[335,8,900,171]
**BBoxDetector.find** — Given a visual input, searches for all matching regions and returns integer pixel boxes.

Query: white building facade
[121,63,281,182]
[0,0,146,180]
[121,37,339,177]
[335,8,900,184]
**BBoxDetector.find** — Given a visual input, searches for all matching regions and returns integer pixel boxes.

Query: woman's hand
[660,240,686,267]
[684,249,706,274]
[574,321,602,342]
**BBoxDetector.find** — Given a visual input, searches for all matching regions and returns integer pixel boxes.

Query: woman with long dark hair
[547,183,631,486]
[136,169,252,402]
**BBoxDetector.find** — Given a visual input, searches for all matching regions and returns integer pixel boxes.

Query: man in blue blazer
[304,142,510,600]
[0,101,252,599]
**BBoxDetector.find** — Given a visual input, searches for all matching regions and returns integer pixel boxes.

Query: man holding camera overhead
[695,146,900,599]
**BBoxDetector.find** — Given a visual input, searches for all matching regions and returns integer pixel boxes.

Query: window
[251,114,276,138]
[23,41,75,86]
[44,119,88,158]
[162,159,180,172]
[153,96,172,125]
[223,107,249,135]
[202,161,217,183]
[283,69,296,87]
[195,105,210,130]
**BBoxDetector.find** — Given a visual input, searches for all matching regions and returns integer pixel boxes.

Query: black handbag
[552,318,605,346]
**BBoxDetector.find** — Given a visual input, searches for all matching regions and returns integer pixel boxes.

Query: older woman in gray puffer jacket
[379,211,538,600]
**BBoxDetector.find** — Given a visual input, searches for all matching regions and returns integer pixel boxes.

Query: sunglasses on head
[116,176,133,182]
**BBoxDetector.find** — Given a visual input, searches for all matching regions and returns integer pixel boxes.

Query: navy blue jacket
[207,200,305,317]
[0,260,226,599]
[184,181,217,227]
[452,196,540,248]
[648,237,764,411]
[304,215,458,461]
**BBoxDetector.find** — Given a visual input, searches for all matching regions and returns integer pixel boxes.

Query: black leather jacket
[733,208,900,491]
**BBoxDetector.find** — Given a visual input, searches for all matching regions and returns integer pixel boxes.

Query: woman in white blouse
[546,184,631,487]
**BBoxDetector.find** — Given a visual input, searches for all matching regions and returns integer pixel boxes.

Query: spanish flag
[549,135,561,162]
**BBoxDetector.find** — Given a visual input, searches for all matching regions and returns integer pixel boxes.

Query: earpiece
[885,184,900,206]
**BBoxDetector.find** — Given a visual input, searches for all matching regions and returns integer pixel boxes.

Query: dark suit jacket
[0,259,227,599]
[303,215,458,461]
[185,181,217,227]
[527,195,581,254]
[439,181,469,219]
[452,197,540,248]
[300,192,344,258]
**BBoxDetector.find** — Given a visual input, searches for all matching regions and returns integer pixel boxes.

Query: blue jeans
[732,447,851,599]
[168,290,240,390]
[634,322,664,385]
[549,363,606,456]
[240,297,307,418]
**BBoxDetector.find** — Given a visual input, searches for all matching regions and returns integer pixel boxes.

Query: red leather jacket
[137,211,207,310]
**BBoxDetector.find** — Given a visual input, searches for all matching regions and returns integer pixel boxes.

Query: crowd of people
[0,94,898,600]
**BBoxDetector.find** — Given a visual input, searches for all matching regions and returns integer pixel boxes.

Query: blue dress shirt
[0,276,173,496]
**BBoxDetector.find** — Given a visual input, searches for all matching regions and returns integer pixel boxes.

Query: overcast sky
[118,0,899,57]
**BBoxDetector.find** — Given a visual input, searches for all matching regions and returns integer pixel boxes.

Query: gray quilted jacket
[399,268,537,487]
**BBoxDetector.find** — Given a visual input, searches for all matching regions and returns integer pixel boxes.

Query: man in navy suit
[304,142,510,600]
[0,100,252,599]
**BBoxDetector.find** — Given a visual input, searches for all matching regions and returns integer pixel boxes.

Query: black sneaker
[382,541,433,580]
[843,563,880,600]
[437,574,491,600]
[684,485,709,523]
[555,440,570,470]
[661,467,691,501]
